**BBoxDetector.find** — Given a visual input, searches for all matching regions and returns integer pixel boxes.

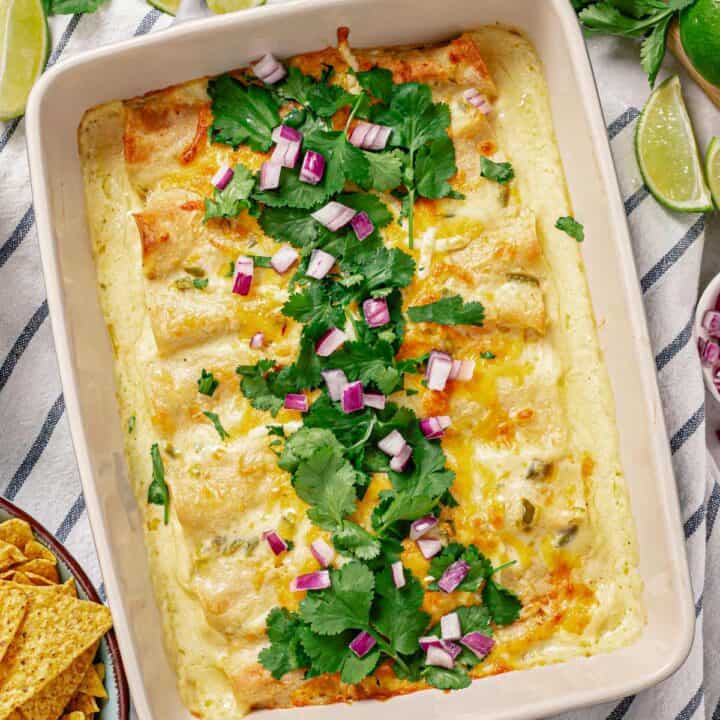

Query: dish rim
[0,495,131,720]
[23,0,695,717]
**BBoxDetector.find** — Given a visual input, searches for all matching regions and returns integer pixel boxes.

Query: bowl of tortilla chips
[0,496,129,720]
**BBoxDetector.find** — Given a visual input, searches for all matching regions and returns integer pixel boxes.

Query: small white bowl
[694,272,720,403]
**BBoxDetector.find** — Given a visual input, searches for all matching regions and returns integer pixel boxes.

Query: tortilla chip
[2,571,32,585]
[77,663,107,699]
[58,579,77,598]
[0,585,27,664]
[65,691,99,715]
[61,714,86,720]
[0,520,33,551]
[6,711,23,720]
[18,644,97,720]
[94,663,105,682]
[22,541,56,565]
[0,540,26,571]
[12,560,59,584]
[0,585,112,718]
[18,572,55,587]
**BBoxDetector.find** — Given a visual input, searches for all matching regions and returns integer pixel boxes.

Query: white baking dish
[25,1,694,718]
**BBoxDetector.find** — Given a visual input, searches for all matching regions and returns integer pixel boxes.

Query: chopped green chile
[556,524,579,547]
[520,498,536,528]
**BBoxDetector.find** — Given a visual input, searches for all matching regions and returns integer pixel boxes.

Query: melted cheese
[78,26,643,719]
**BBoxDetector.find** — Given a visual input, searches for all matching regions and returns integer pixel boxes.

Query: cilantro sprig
[407,295,485,327]
[147,443,170,524]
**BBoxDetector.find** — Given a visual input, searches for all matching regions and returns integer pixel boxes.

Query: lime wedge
[707,137,720,210]
[147,0,180,13]
[207,0,265,12]
[635,76,713,213]
[0,0,49,121]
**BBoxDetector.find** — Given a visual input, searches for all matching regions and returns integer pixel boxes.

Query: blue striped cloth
[0,6,717,718]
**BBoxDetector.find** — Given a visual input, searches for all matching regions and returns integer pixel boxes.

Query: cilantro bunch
[573,0,697,86]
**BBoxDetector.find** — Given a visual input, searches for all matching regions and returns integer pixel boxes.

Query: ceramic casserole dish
[24,0,694,718]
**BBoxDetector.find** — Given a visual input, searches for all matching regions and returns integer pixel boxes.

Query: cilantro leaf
[373,568,430,654]
[482,577,522,626]
[278,427,344,473]
[332,521,382,560]
[236,360,284,416]
[355,67,394,104]
[197,369,219,396]
[128,415,136,434]
[341,244,416,292]
[298,627,348,676]
[303,129,371,195]
[299,561,375,634]
[307,83,356,118]
[208,75,280,151]
[259,608,310,679]
[455,604,493,635]
[259,207,319,248]
[192,277,209,289]
[147,443,170,524]
[427,544,492,592]
[640,13,671,86]
[276,66,315,105]
[253,167,329,209]
[203,411,230,440]
[339,647,382,683]
[363,149,405,191]
[415,136,459,199]
[337,193,393,228]
[282,283,347,338]
[479,156,515,184]
[304,394,376,447]
[204,164,256,220]
[325,340,404,395]
[407,295,485,326]
[422,666,471,690]
[555,216,585,242]
[293,446,359,529]
[269,335,323,393]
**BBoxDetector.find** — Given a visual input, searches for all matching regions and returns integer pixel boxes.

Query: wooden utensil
[667,20,720,109]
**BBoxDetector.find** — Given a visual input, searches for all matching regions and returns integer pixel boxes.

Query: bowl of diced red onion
[695,274,720,401]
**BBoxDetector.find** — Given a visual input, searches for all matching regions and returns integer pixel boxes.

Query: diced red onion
[271,125,302,144]
[378,430,406,457]
[438,416,452,430]
[306,249,336,280]
[351,211,374,241]
[420,417,444,440]
[449,359,462,380]
[342,381,364,413]
[390,444,412,472]
[259,161,281,190]
[250,332,265,349]
[262,530,288,556]
[349,631,377,658]
[272,140,301,169]
[316,327,347,357]
[290,570,331,592]
[311,201,356,231]
[299,151,326,185]
[284,393,308,412]
[391,560,406,589]
[437,559,470,593]
[442,641,462,659]
[461,632,495,658]
[409,515,438,541]
[271,245,299,274]
[363,392,386,410]
[715,366,720,391]
[425,645,454,669]
[699,337,720,366]
[463,88,492,114]
[310,538,335,568]
[232,256,254,296]
[349,121,392,151]
[253,53,286,84]
[426,350,453,391]
[211,164,234,190]
[417,537,443,559]
[440,612,461,640]
[457,359,475,381]
[362,298,390,328]
[419,636,443,652]
[321,369,349,401]
[704,311,720,337]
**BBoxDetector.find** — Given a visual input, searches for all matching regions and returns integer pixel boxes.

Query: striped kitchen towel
[0,5,717,718]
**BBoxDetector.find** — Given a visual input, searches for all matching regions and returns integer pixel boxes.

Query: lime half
[0,0,49,121]
[148,0,180,13]
[635,76,713,213]
[207,0,265,12]
[680,0,720,87]
[707,137,720,210]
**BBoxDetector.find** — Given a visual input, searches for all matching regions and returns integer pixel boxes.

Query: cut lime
[707,137,720,210]
[680,0,720,87]
[207,0,265,12]
[148,0,180,13]
[0,0,49,121]
[635,76,713,213]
